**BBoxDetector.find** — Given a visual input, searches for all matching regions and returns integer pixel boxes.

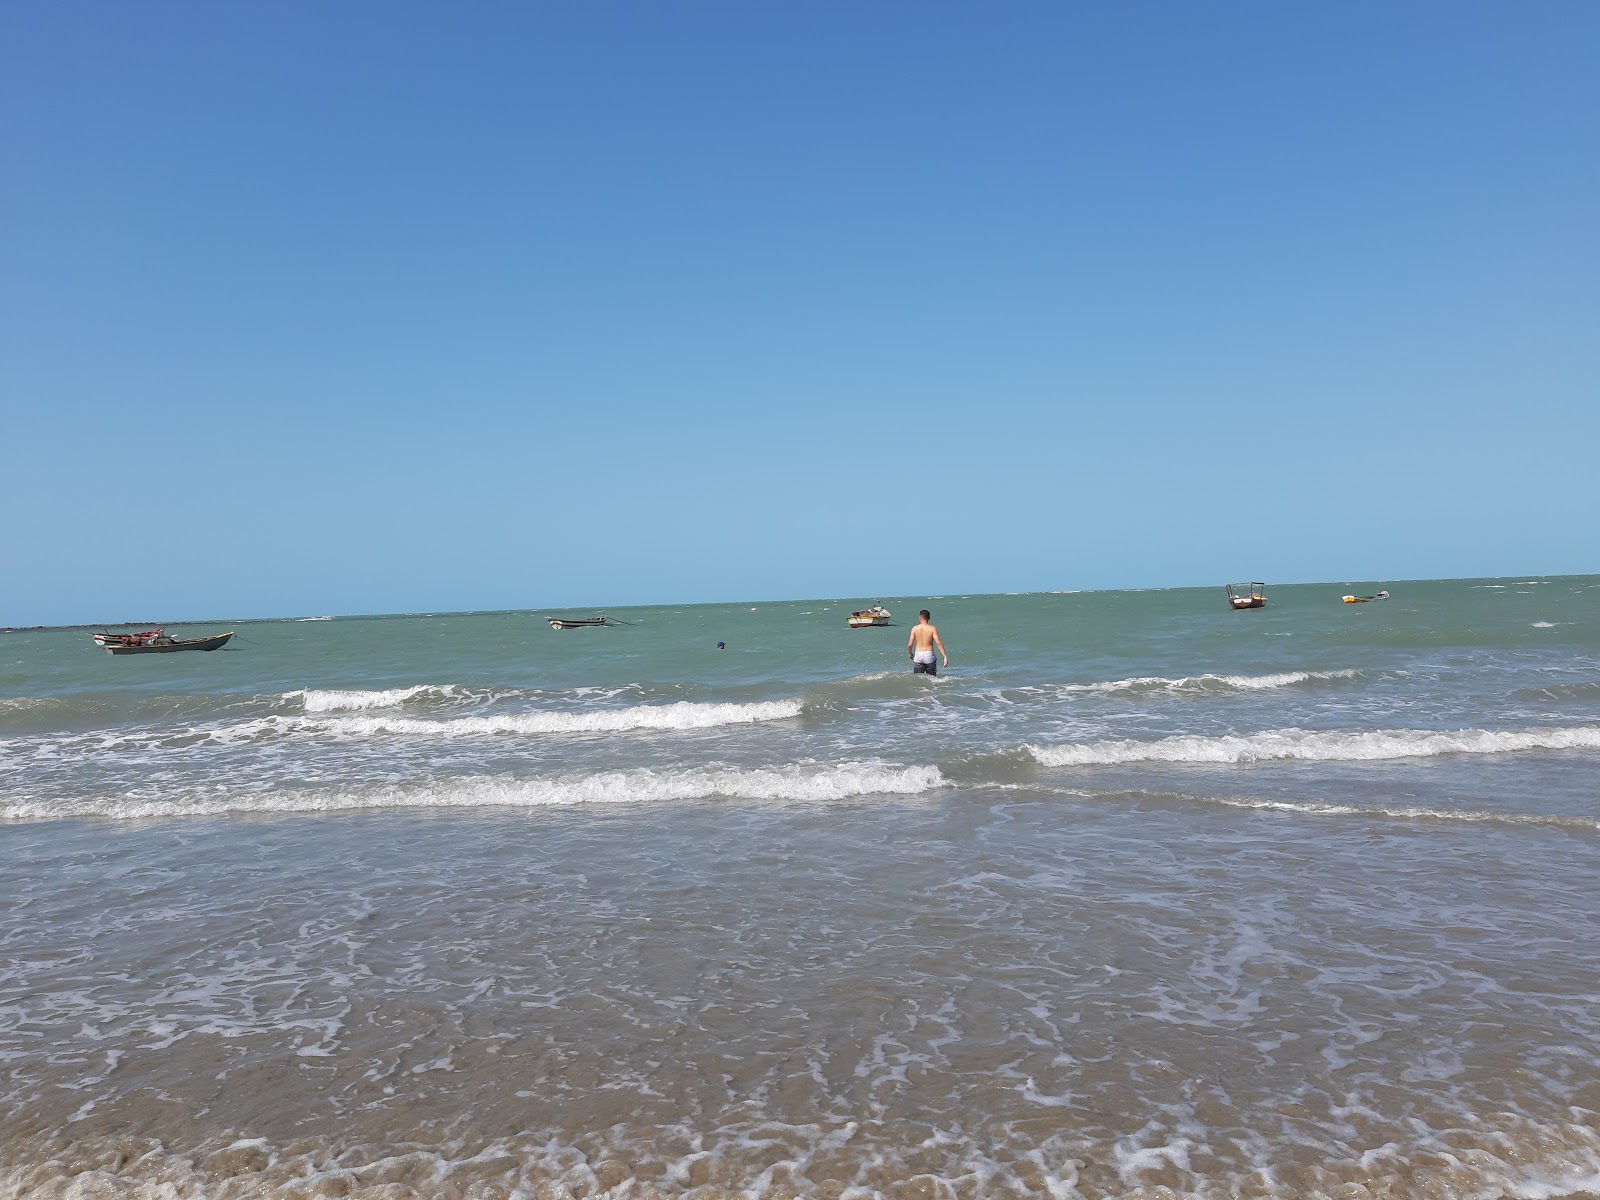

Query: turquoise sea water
[3,578,1598,1197]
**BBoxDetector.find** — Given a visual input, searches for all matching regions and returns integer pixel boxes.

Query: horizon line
[3,571,1588,632]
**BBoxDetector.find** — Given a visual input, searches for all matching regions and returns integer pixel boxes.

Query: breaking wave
[0,695,84,722]
[0,698,811,765]
[290,685,464,712]
[1027,725,1600,767]
[0,762,943,821]
[1057,669,1357,696]
[322,698,806,737]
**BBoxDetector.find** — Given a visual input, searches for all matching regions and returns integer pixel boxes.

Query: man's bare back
[907,610,948,675]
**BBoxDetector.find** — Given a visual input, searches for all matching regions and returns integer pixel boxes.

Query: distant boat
[548,616,612,630]
[847,605,892,628]
[1225,583,1266,610]
[1342,590,1390,604]
[93,630,234,655]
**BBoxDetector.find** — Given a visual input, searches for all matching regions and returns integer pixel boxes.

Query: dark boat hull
[105,633,234,655]
[1225,583,1267,610]
[548,618,609,629]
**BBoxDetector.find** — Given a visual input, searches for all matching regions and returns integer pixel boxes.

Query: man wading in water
[907,609,949,675]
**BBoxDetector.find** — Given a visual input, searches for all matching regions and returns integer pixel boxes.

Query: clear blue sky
[3,3,1596,623]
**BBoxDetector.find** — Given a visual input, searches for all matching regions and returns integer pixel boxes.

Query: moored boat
[847,605,892,628]
[1342,590,1390,604]
[95,630,234,655]
[1225,583,1266,610]
[548,616,611,630]
[93,629,165,647]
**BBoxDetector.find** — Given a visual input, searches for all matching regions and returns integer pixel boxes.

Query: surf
[319,697,808,737]
[0,760,943,821]
[1026,724,1600,766]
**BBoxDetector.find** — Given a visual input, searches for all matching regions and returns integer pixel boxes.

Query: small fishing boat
[94,630,234,655]
[847,605,892,628]
[1225,583,1267,610]
[93,629,164,647]
[1342,590,1390,604]
[548,616,611,630]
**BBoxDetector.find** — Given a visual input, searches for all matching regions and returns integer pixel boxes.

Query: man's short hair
[920,609,931,620]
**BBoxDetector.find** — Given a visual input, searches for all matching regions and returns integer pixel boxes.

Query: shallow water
[3,579,1598,1197]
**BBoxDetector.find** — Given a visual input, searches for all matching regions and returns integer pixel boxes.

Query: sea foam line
[322,699,806,736]
[290,685,463,712]
[0,762,943,821]
[0,698,805,762]
[1061,669,1357,696]
[0,694,800,761]
[1027,725,1600,767]
[1208,795,1600,830]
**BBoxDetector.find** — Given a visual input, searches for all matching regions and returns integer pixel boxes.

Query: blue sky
[3,3,1596,623]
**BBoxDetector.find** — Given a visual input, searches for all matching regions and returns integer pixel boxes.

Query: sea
[3,578,1598,1200]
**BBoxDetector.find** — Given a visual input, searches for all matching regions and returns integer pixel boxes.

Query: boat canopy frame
[1225,582,1267,609]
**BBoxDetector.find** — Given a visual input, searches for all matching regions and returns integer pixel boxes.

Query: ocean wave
[290,685,464,712]
[0,698,807,763]
[0,761,943,821]
[1027,725,1600,767]
[322,698,806,737]
[0,696,75,717]
[1207,795,1600,830]
[1518,680,1600,702]
[0,692,265,737]
[1054,669,1357,697]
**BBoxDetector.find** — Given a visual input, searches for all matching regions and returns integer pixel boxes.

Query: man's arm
[933,628,948,666]
[907,628,916,657]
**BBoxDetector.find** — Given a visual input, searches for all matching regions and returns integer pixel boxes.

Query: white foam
[1209,795,1600,830]
[1027,724,1600,767]
[1114,1134,1194,1187]
[1062,669,1356,696]
[0,762,943,821]
[291,685,460,712]
[323,698,805,737]
[5,1124,1599,1200]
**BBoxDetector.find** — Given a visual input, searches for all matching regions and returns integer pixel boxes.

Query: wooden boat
[1342,590,1390,604]
[95,630,234,655]
[548,616,611,630]
[847,605,892,628]
[94,629,165,647]
[1225,583,1267,610]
